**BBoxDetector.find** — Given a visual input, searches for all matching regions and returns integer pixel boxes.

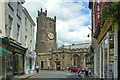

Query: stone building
[37,43,90,71]
[35,8,91,71]
[35,8,57,66]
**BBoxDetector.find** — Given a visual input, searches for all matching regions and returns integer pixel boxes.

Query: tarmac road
[25,70,81,80]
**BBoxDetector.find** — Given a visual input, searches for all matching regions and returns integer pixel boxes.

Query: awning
[0,47,8,57]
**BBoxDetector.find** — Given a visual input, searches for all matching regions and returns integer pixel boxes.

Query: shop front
[25,50,36,74]
[6,38,27,75]
[99,32,115,78]
[0,47,9,79]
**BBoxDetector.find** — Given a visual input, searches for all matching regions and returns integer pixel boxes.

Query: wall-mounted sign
[97,18,112,43]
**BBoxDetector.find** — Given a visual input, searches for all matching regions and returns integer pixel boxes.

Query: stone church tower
[35,8,56,54]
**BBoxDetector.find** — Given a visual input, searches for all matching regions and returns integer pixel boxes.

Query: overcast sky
[23,0,92,47]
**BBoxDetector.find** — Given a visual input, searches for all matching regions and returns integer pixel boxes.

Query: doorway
[56,62,60,70]
[41,61,44,69]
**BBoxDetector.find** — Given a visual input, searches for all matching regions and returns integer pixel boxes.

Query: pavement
[12,71,37,80]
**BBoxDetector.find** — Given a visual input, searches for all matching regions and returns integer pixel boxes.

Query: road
[25,70,81,80]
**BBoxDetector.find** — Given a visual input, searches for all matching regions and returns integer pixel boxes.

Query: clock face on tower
[47,32,54,40]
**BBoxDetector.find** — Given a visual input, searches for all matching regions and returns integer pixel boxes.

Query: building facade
[89,1,119,78]
[0,1,6,79]
[38,43,91,71]
[0,0,36,79]
[21,7,36,74]
[2,0,26,78]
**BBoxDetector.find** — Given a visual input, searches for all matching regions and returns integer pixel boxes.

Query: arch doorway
[55,61,60,70]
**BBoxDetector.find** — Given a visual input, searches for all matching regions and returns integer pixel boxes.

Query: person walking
[35,65,39,73]
[85,66,88,77]
[88,68,92,77]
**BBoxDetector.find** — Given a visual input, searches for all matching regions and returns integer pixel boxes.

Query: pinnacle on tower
[41,8,42,12]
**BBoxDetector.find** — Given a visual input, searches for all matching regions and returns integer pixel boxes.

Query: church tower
[35,8,56,54]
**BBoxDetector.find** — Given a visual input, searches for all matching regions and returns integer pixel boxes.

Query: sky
[23,0,92,47]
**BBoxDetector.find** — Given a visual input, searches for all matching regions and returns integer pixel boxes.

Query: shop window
[109,34,114,63]
[29,58,32,69]
[6,52,13,75]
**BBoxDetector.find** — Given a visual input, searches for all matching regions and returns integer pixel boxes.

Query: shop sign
[97,18,112,43]
[8,45,24,55]
[0,47,9,57]
[25,50,35,58]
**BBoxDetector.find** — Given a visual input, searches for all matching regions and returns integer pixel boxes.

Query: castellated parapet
[37,8,56,21]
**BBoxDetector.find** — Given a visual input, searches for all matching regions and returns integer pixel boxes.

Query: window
[17,1,21,19]
[30,40,32,50]
[25,36,27,47]
[30,24,32,35]
[25,17,27,30]
[33,27,34,36]
[8,0,14,11]
[16,24,20,41]
[6,15,13,37]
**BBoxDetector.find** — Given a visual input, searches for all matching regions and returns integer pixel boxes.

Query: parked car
[67,66,81,72]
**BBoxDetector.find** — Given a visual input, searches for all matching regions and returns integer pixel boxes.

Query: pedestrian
[88,68,92,77]
[36,65,39,73]
[80,68,85,78]
[85,66,88,77]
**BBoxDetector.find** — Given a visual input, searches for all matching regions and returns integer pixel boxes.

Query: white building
[1,0,27,78]
[21,7,36,74]
[0,0,6,79]
[0,0,5,37]
[0,0,36,79]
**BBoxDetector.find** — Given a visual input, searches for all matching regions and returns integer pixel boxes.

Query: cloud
[23,0,91,47]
